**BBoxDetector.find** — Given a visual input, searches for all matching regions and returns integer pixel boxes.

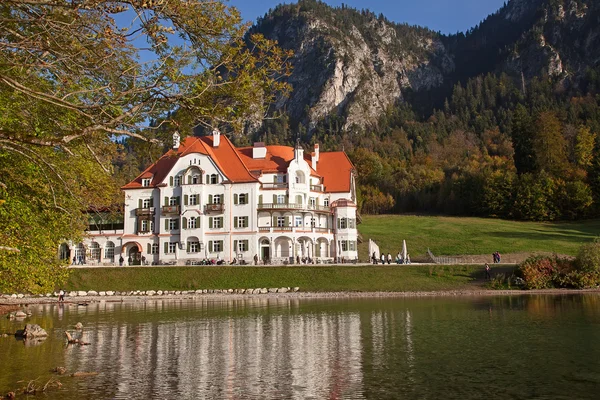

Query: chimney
[312,143,320,170]
[172,131,180,149]
[253,142,267,159]
[212,128,220,147]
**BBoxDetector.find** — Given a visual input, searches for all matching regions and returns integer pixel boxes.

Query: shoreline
[2,288,600,307]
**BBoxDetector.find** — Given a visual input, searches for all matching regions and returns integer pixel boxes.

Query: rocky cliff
[250,0,600,133]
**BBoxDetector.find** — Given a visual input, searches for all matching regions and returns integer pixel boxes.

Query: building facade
[63,131,359,265]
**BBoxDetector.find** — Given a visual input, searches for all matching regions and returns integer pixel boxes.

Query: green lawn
[66,265,490,293]
[358,215,600,259]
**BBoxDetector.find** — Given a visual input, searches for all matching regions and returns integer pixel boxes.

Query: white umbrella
[402,240,407,262]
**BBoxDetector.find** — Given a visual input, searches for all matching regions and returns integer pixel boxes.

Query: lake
[1,294,600,399]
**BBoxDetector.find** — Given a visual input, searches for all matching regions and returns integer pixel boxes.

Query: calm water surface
[1,295,600,399]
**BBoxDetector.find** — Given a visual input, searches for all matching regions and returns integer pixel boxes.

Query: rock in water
[15,324,48,338]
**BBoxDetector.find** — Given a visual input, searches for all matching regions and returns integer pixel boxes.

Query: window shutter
[150,198,154,207]
[273,175,277,183]
[285,194,289,204]
[184,195,188,205]
[187,241,190,252]
[316,198,320,206]
[164,242,168,254]
[273,216,277,226]
[337,218,341,229]
[216,175,219,183]
[209,241,213,253]
[176,196,181,205]
[208,194,213,204]
[234,216,238,227]
[170,176,174,186]
[234,194,238,205]
[182,217,187,229]
[138,199,142,208]
[273,194,277,203]
[164,196,168,207]
[147,244,151,254]
[233,240,238,253]
[258,195,263,205]
[187,176,192,184]
[209,217,213,229]
[285,216,290,226]
[243,240,249,250]
[165,219,170,231]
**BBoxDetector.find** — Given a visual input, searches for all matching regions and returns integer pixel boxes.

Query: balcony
[258,203,331,213]
[135,207,155,216]
[161,205,180,215]
[310,184,326,192]
[205,203,225,214]
[272,226,293,232]
[261,183,288,190]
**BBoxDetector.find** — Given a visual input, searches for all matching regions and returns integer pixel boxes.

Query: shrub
[575,239,600,273]
[516,255,574,289]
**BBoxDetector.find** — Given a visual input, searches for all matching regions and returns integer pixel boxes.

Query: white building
[63,131,360,265]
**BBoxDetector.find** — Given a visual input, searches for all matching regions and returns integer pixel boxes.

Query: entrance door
[261,247,270,264]
[128,247,141,265]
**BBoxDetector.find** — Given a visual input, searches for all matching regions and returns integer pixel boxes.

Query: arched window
[90,242,101,261]
[105,241,115,260]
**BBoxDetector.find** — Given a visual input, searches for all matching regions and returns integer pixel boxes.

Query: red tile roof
[122,135,354,193]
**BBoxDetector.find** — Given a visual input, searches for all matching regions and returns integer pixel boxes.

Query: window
[141,219,149,232]
[169,197,178,206]
[142,178,151,187]
[192,175,200,184]
[309,197,316,207]
[341,241,348,251]
[167,242,177,254]
[90,242,101,260]
[209,217,223,229]
[235,193,248,205]
[276,194,285,204]
[324,198,329,207]
[349,218,356,229]
[169,219,179,230]
[209,240,223,252]
[189,194,198,206]
[174,176,181,186]
[188,240,200,253]
[234,240,248,252]
[188,217,197,229]
[104,242,115,260]
[277,216,285,227]
[212,194,221,204]
[234,216,248,228]
[295,216,302,227]
[151,243,159,254]
[338,218,348,229]
[210,174,218,184]
[142,198,152,208]
[310,218,316,227]
[349,241,357,251]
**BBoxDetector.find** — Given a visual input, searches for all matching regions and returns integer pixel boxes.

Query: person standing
[485,263,491,280]
[380,253,385,264]
[58,289,65,302]
[254,254,259,265]
[387,253,392,264]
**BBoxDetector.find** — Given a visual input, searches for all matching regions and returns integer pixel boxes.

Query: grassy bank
[358,215,600,260]
[66,265,501,293]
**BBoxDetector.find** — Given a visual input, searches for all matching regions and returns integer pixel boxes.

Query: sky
[229,0,508,34]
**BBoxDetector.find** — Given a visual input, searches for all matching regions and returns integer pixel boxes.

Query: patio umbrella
[402,240,407,261]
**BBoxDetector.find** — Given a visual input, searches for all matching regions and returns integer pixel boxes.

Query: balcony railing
[273,226,293,232]
[135,207,155,216]
[161,205,180,215]
[258,226,271,232]
[257,226,332,234]
[205,203,224,214]
[310,184,326,192]
[261,183,288,189]
[258,203,331,212]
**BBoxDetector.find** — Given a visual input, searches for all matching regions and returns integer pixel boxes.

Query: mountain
[249,0,600,132]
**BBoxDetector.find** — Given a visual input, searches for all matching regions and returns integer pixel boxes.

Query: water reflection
[1,295,600,399]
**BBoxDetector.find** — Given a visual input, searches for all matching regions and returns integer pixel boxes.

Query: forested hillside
[241,0,600,221]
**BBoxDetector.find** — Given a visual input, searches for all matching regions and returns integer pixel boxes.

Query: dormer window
[142,178,151,187]
[210,174,218,184]
[192,174,200,184]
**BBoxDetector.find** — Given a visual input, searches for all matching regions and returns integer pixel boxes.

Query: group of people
[372,252,411,265]
[492,251,502,263]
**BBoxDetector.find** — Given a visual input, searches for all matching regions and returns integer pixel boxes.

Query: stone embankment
[1,287,301,302]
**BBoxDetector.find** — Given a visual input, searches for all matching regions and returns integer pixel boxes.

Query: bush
[575,239,600,273]
[516,255,574,289]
